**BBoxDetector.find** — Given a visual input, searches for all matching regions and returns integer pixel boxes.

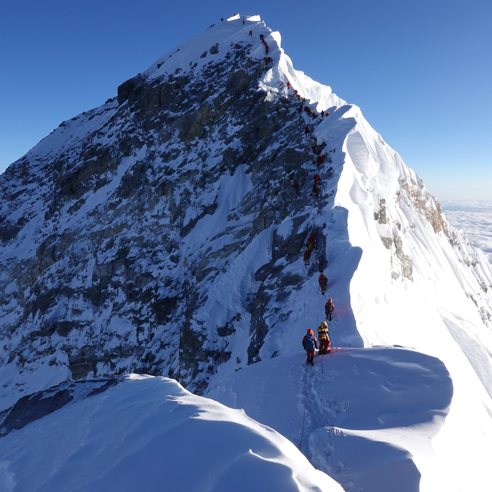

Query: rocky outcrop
[0,39,330,401]
[0,379,119,436]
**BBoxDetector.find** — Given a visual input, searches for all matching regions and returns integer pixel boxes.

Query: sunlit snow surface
[0,376,342,492]
[442,200,492,264]
[211,347,453,492]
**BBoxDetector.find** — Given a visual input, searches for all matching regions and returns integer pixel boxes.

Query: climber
[303,249,312,265]
[304,126,311,136]
[306,232,316,251]
[317,254,328,272]
[260,34,264,40]
[298,103,303,113]
[249,30,253,36]
[312,182,320,197]
[243,19,245,25]
[311,141,317,154]
[287,81,291,89]
[302,98,306,104]
[325,298,335,321]
[321,110,324,118]
[319,273,328,295]
[316,154,326,167]
[221,18,224,21]
[302,329,318,365]
[314,174,321,185]
[317,321,331,354]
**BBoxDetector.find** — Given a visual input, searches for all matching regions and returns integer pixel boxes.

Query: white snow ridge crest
[0,13,491,492]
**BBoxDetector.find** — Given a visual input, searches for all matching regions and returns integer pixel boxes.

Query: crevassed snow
[0,375,342,492]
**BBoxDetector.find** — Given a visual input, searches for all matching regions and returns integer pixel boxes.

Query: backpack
[304,334,315,351]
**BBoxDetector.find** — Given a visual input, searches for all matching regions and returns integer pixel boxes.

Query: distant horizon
[1,1,491,200]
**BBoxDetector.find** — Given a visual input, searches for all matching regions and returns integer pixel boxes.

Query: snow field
[0,375,343,492]
[211,347,455,492]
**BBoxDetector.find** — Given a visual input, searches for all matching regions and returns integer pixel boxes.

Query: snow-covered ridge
[144,14,346,112]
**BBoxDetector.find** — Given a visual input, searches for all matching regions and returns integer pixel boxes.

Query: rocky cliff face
[1,15,491,413]
[0,20,343,407]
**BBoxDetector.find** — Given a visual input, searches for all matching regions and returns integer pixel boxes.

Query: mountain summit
[1,14,491,491]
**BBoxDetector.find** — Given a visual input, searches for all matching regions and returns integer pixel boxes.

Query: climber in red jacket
[325,299,335,321]
[303,249,312,265]
[306,232,316,251]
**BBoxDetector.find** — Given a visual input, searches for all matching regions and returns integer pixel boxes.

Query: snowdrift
[210,347,453,492]
[0,375,342,492]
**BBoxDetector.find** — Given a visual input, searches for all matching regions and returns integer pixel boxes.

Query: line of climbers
[259,34,269,55]
[281,78,338,366]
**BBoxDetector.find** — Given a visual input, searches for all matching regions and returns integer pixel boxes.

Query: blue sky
[1,0,491,200]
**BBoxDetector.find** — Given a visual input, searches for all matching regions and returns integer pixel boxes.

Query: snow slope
[211,347,453,492]
[0,375,342,492]
[195,14,492,492]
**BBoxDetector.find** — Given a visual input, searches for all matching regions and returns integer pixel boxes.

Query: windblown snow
[0,375,342,492]
[1,13,492,492]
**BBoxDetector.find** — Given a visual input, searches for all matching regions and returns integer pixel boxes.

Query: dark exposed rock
[394,236,414,281]
[374,198,388,224]
[0,389,73,436]
[0,39,337,398]
[217,320,236,336]
[381,236,393,250]
[0,379,119,437]
[117,74,145,105]
[227,69,251,94]
[151,296,179,324]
